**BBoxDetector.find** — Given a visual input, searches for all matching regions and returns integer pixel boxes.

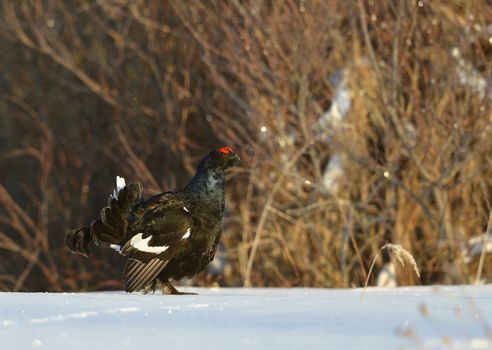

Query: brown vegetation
[0,1,492,291]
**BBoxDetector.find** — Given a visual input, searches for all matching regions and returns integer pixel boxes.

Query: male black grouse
[65,146,239,294]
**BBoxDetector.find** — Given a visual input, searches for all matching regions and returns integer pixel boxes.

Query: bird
[65,146,239,294]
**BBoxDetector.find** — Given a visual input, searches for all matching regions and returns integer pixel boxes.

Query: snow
[463,233,492,264]
[2,286,492,349]
[376,262,398,288]
[318,69,351,130]
[452,47,489,100]
[322,153,344,191]
[317,69,352,193]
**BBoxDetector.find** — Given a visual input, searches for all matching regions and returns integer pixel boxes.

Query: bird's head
[200,146,240,171]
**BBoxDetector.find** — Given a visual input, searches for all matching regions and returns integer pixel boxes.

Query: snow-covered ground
[1,286,492,350]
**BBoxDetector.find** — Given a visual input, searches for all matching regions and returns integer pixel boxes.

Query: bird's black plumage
[65,147,239,293]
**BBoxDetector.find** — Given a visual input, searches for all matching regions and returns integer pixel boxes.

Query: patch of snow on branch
[318,70,352,131]
[318,70,352,192]
[452,47,490,100]
[462,233,492,264]
[376,262,398,287]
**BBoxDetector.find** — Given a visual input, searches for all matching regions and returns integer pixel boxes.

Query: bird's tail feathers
[65,227,91,257]
[65,176,143,256]
[94,177,142,244]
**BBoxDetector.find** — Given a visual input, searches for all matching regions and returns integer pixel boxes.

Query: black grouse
[65,147,239,294]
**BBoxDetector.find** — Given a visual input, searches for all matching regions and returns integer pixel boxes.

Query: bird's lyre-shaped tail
[65,176,142,257]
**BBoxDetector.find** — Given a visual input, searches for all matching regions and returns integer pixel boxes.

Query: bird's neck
[184,168,225,202]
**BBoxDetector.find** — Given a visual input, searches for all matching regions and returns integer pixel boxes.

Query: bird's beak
[229,153,240,166]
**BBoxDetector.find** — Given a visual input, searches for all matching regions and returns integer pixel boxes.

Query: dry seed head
[362,243,420,301]
[385,243,421,278]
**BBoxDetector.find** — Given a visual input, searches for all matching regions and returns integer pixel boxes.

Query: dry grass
[363,243,421,298]
[475,209,492,283]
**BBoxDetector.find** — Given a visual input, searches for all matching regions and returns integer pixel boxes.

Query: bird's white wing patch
[113,176,126,199]
[130,233,168,254]
[182,228,191,239]
[110,244,121,253]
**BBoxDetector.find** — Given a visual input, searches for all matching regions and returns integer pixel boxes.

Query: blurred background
[0,0,492,292]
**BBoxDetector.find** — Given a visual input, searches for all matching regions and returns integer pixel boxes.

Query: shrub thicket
[0,1,491,291]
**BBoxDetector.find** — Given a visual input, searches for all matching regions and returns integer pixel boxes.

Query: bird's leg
[160,280,197,295]
[142,279,157,294]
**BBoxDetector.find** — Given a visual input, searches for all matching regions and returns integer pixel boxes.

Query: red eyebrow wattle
[218,146,233,154]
